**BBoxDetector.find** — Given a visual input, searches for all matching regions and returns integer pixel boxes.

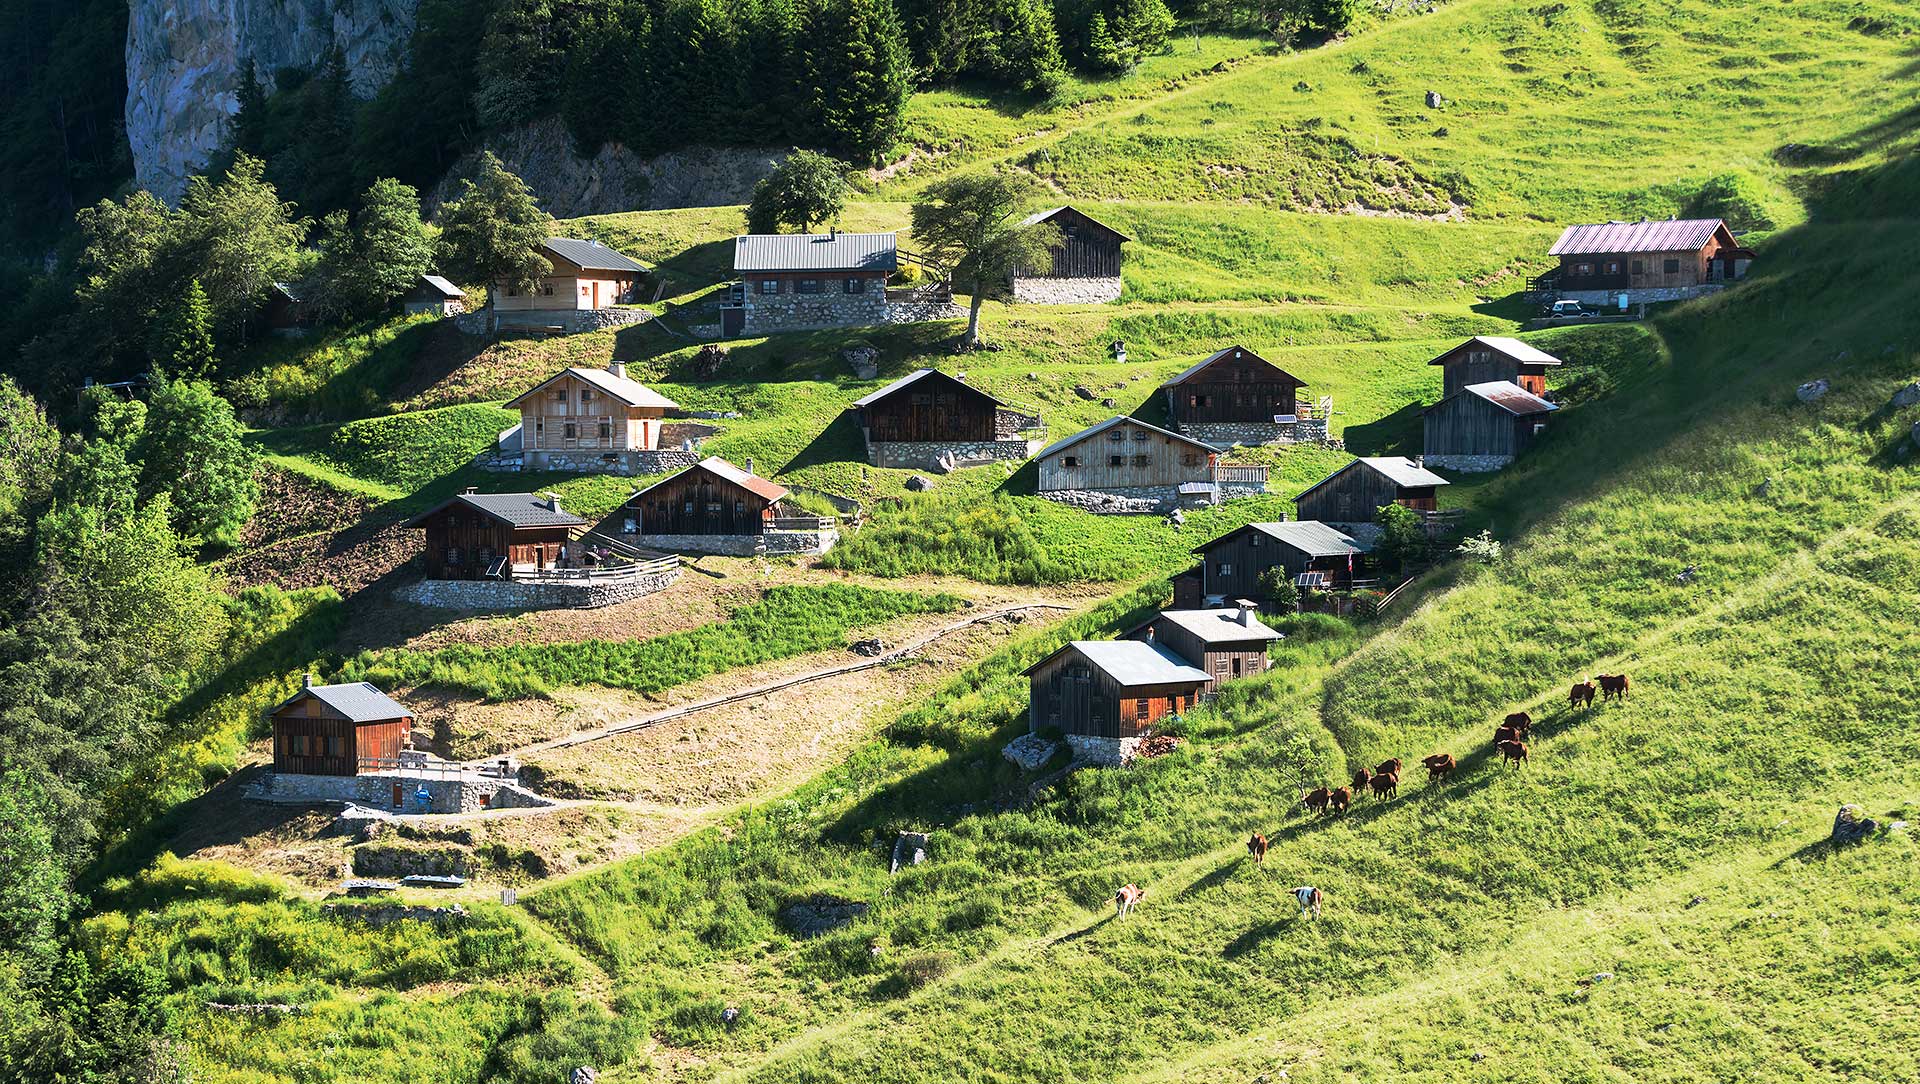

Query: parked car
[1545,299,1591,319]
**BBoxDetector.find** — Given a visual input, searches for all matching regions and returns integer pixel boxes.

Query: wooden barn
[1191,521,1371,601]
[495,237,647,320]
[1428,336,1562,398]
[1547,218,1755,303]
[1293,456,1450,524]
[505,362,680,472]
[1423,381,1558,471]
[1160,345,1308,441]
[268,677,414,777]
[596,455,832,557]
[1124,604,1281,689]
[1024,640,1209,755]
[1011,206,1129,304]
[404,489,588,580]
[853,368,1004,443]
[402,274,468,316]
[1034,416,1226,501]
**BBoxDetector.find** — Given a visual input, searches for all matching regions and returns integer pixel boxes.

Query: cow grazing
[1373,758,1403,778]
[1369,770,1399,800]
[1597,673,1631,701]
[1504,711,1533,738]
[1569,682,1596,708]
[1422,753,1456,781]
[1352,766,1373,793]
[1330,786,1353,813]
[1293,886,1323,918]
[1115,883,1144,917]
[1304,787,1332,815]
[1497,739,1529,768]
[1247,833,1269,864]
[1493,723,1521,748]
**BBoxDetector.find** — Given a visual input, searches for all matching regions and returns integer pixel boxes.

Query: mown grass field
[117,0,1920,1078]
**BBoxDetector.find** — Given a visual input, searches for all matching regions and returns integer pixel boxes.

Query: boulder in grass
[779,896,869,938]
[905,475,935,492]
[1426,90,1445,108]
[1796,378,1830,403]
[1832,804,1879,845]
[1891,382,1920,408]
[1002,733,1061,772]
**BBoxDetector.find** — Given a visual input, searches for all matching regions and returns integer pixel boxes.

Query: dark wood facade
[1553,220,1752,293]
[270,694,411,777]
[1163,346,1306,425]
[1294,461,1439,523]
[1431,340,1555,398]
[416,510,573,580]
[607,459,785,538]
[1026,647,1203,740]
[1172,566,1204,610]
[858,371,1001,442]
[1125,617,1271,689]
[1194,526,1360,600]
[1016,207,1127,279]
[1423,391,1551,460]
[743,269,890,296]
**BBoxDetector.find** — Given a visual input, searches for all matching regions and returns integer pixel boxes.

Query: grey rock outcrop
[1891,382,1920,408]
[1796,378,1830,403]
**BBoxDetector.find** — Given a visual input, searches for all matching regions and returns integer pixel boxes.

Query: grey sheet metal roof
[733,232,898,273]
[1036,415,1221,460]
[1161,344,1308,389]
[1548,219,1726,256]
[1018,206,1133,242]
[1463,381,1559,416]
[274,681,411,722]
[543,237,649,273]
[1025,640,1211,686]
[505,366,679,410]
[419,274,465,298]
[1194,520,1367,558]
[405,492,588,529]
[1428,336,1563,367]
[1149,608,1284,644]
[849,368,1004,409]
[1292,456,1449,506]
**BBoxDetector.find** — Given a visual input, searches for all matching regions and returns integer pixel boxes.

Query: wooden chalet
[496,237,647,314]
[402,274,468,316]
[1191,521,1370,601]
[1124,604,1281,689]
[1011,207,1129,302]
[1034,416,1230,501]
[1423,381,1558,470]
[269,677,413,777]
[733,231,896,297]
[852,369,1009,444]
[601,456,789,539]
[505,362,680,469]
[1025,640,1209,746]
[1547,218,1754,301]
[1428,336,1562,399]
[404,489,588,580]
[1293,456,1450,525]
[1160,345,1307,430]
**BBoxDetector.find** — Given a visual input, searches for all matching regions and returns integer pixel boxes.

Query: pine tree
[437,152,553,330]
[804,0,912,158]
[228,58,270,158]
[152,279,216,379]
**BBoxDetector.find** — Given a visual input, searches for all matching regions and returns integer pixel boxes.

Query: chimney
[1235,599,1259,627]
[608,360,627,379]
[302,672,315,689]
[464,485,479,494]
[745,457,754,475]
[544,492,561,512]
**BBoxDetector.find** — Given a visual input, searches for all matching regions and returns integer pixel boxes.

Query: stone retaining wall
[1040,486,1186,514]
[1422,453,1513,472]
[1559,284,1725,307]
[259,772,558,815]
[1012,276,1123,305]
[879,299,967,325]
[1179,421,1300,447]
[397,569,680,611]
[1065,734,1142,766]
[521,448,700,475]
[637,530,837,556]
[868,439,1032,471]
[740,293,965,334]
[321,903,471,926]
[456,307,653,336]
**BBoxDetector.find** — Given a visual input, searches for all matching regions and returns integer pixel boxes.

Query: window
[564,423,577,439]
[759,279,779,295]
[844,277,865,294]
[506,285,519,297]
[1133,431,1149,441]
[447,514,460,529]
[447,546,464,565]
[1109,430,1127,442]
[1631,260,1644,275]
[1604,260,1622,276]
[1110,454,1125,467]
[1135,698,1150,717]
[1664,258,1681,274]
[1574,262,1594,276]
[580,389,594,402]
[1182,452,1199,466]
[1132,454,1150,466]
[542,284,554,296]
[1250,533,1262,547]
[1218,562,1233,576]
[735,500,746,515]
[598,422,612,440]
[1533,422,1549,436]
[551,389,567,401]
[1063,456,1079,468]
[326,735,343,758]
[683,500,695,513]
[707,501,722,512]
[1188,394,1199,408]
[622,517,637,534]
[797,278,823,294]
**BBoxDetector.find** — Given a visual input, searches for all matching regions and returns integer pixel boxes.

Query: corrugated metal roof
[274,682,411,723]
[1427,336,1563,367]
[505,366,679,410]
[1036,415,1221,461]
[406,493,587,529]
[1292,456,1449,506]
[1193,520,1367,558]
[1150,608,1284,644]
[1043,640,1212,687]
[1162,344,1308,388]
[733,232,898,273]
[419,274,465,298]
[1018,206,1133,242]
[1463,381,1559,416]
[543,237,649,273]
[849,368,1003,409]
[631,457,788,505]
[1548,219,1726,256]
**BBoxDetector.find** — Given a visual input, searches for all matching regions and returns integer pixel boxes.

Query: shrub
[1684,171,1790,232]
[1456,529,1504,564]
[894,951,955,990]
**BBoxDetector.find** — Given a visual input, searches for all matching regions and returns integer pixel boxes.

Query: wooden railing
[767,515,836,532]
[1215,464,1270,486]
[509,554,680,583]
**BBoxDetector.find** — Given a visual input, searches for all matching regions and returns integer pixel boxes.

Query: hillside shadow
[1340,400,1424,456]
[1222,912,1311,958]
[780,412,866,476]
[1470,291,1540,322]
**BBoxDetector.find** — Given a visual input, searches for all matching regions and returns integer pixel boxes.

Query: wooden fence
[509,554,680,583]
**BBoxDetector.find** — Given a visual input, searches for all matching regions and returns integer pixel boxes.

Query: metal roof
[504,366,679,410]
[849,368,1004,409]
[1292,456,1449,506]
[1036,415,1221,461]
[1025,640,1211,687]
[1548,219,1727,256]
[543,237,649,273]
[733,232,898,273]
[1196,520,1368,558]
[405,492,587,529]
[1018,206,1133,242]
[1462,381,1559,416]
[1162,344,1308,388]
[631,456,788,505]
[273,681,411,723]
[1147,608,1284,645]
[419,274,465,298]
[1427,336,1563,367]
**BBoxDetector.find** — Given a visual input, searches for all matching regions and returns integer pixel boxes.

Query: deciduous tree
[909,173,1061,346]
[437,152,553,331]
[746,150,852,233]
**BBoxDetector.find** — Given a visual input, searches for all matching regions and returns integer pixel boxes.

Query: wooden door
[391,783,403,807]
[721,307,744,338]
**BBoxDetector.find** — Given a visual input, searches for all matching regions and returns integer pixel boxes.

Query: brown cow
[1373,758,1403,778]
[1493,724,1521,749]
[1115,883,1145,917]
[1247,832,1269,864]
[1597,673,1631,701]
[1504,711,1533,738]
[1569,682,1596,708]
[1422,752,1456,781]
[1352,766,1373,793]
[1498,739,1529,768]
[1330,786,1353,813]
[1303,788,1332,815]
[1368,770,1399,800]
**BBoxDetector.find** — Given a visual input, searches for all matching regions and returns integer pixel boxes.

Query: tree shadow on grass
[780,412,866,476]
[1222,912,1313,959]
[1470,291,1541,323]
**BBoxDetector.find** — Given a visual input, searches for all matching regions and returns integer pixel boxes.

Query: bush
[894,951,955,990]
[1456,530,1503,564]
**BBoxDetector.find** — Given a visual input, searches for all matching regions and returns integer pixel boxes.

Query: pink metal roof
[1549,219,1726,256]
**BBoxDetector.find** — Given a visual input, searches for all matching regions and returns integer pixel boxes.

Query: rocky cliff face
[125,0,420,202]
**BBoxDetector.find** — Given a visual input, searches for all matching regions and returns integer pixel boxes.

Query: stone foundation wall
[879,299,967,325]
[1040,486,1187,514]
[868,439,1032,471]
[1422,453,1513,472]
[1065,734,1142,766]
[740,293,965,334]
[260,772,557,814]
[1179,421,1300,447]
[1559,284,1726,307]
[522,448,700,475]
[637,530,837,556]
[397,569,680,610]
[1012,276,1123,305]
[457,307,653,336]
[1220,480,1267,499]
